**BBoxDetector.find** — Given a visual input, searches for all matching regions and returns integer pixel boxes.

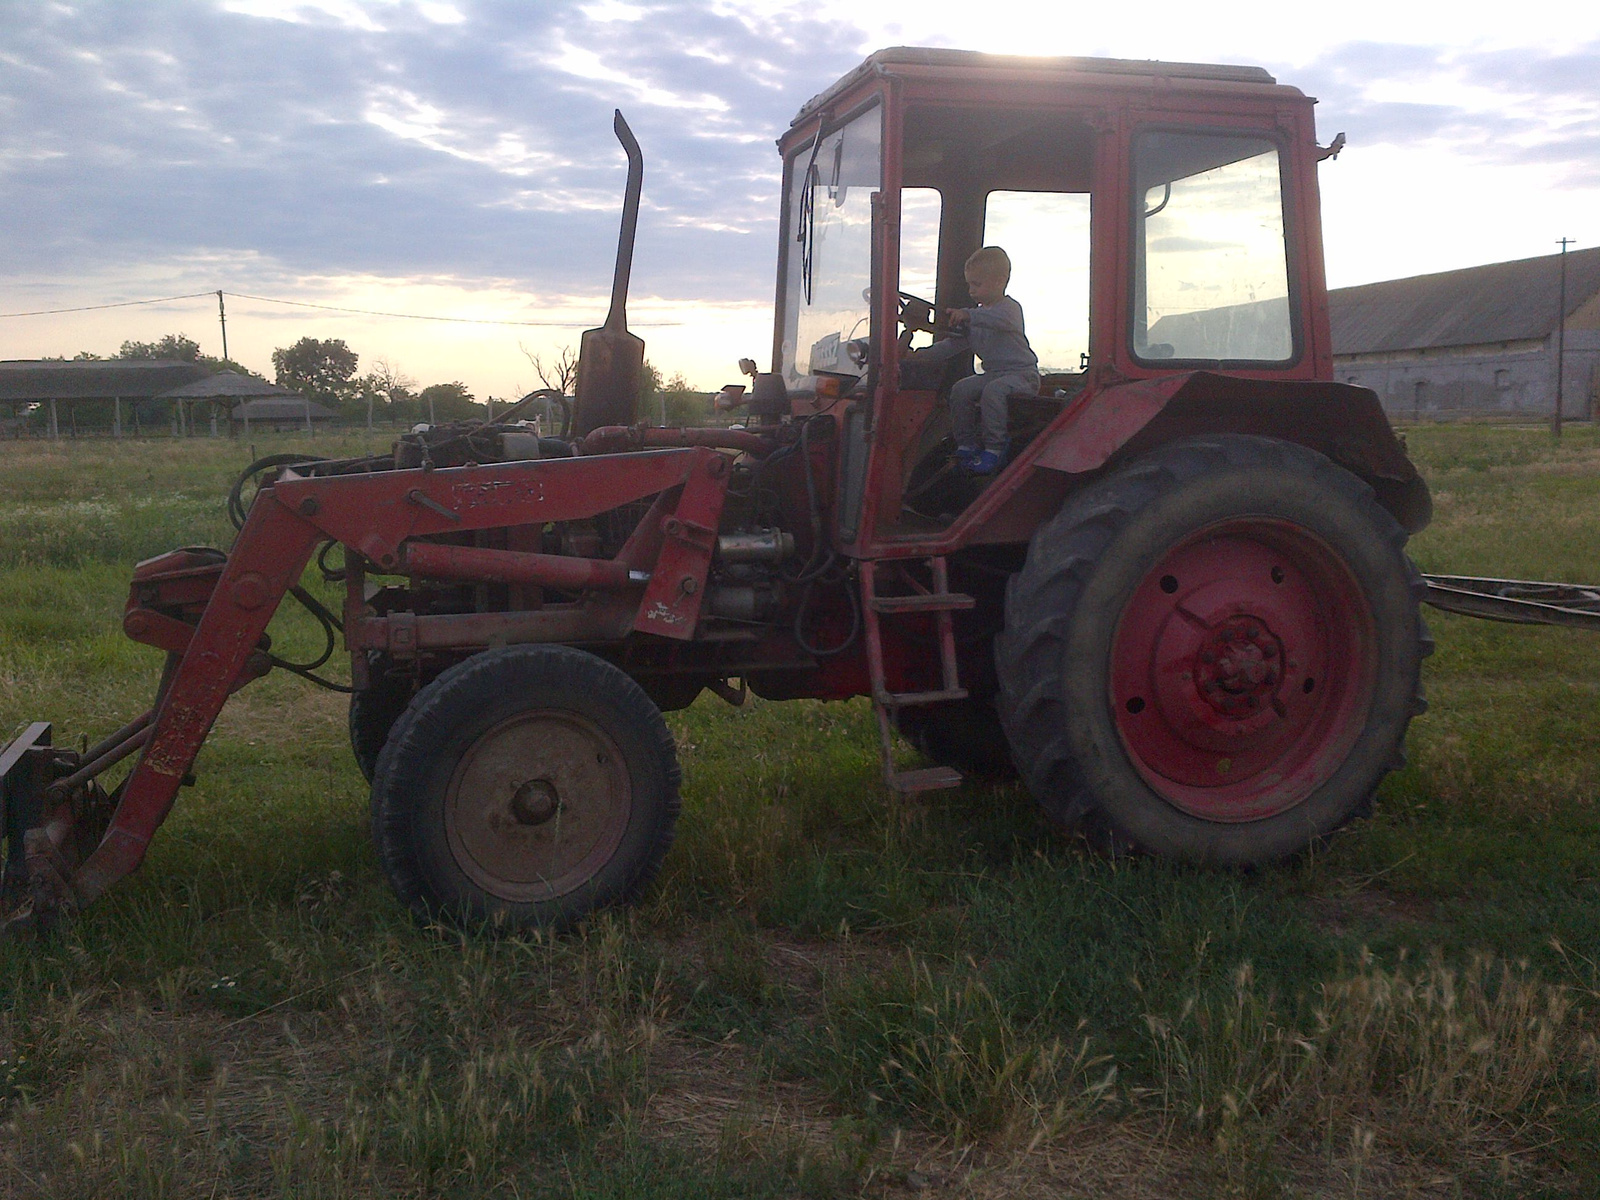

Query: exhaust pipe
[573,111,646,438]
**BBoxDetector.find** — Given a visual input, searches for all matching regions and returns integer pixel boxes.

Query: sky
[1,0,1597,396]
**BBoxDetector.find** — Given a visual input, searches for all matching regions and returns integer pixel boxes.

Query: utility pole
[216,291,229,363]
[1553,238,1573,439]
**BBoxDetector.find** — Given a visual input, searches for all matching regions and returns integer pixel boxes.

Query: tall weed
[809,950,1115,1143]
[1141,951,1597,1162]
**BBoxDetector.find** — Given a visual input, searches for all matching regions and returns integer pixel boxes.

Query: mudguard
[1025,372,1431,533]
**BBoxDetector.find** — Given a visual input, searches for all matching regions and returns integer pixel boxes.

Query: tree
[417,381,477,423]
[356,357,416,428]
[116,333,265,383]
[521,342,579,394]
[637,360,662,423]
[633,362,707,426]
[119,333,201,362]
[660,372,709,426]
[272,338,359,408]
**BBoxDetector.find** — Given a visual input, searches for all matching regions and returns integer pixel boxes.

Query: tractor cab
[771,49,1345,550]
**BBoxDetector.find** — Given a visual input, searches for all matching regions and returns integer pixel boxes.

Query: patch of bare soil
[1309,886,1439,937]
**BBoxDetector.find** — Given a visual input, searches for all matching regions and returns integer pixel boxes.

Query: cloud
[0,1,868,307]
[1290,39,1600,186]
[3,5,1597,391]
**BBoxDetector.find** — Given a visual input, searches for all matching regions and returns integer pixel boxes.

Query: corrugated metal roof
[0,360,210,401]
[158,370,290,400]
[1330,246,1600,355]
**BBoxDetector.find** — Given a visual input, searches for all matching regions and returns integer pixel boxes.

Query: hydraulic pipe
[401,541,639,592]
[47,726,154,797]
[580,425,776,457]
[80,710,154,765]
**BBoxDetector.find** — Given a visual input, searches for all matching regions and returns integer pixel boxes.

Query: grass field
[2,425,1599,1198]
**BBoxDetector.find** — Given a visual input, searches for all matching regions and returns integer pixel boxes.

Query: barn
[0,360,210,437]
[1330,246,1600,422]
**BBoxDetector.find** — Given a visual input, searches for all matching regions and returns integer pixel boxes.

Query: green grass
[2,425,1600,1197]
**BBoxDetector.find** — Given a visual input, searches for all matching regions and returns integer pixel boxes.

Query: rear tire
[996,435,1427,865]
[371,645,680,930]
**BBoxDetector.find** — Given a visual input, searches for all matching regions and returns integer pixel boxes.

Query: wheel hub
[1196,617,1282,715]
[444,710,631,902]
[1110,521,1376,823]
[509,778,561,826]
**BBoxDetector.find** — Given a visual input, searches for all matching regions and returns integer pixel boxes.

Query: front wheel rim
[1109,519,1378,823]
[444,709,632,903]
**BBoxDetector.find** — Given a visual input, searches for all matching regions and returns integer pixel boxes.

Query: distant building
[1330,247,1600,421]
[159,370,301,436]
[0,359,210,437]
[230,395,336,433]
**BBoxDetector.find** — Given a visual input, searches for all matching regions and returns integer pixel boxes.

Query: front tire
[996,435,1427,865]
[371,645,680,930]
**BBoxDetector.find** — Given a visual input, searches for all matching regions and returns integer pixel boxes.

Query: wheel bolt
[1263,643,1277,658]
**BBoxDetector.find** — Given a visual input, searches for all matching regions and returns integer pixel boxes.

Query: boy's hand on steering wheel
[945,307,970,329]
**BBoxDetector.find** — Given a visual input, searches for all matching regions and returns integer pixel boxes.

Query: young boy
[911,246,1039,475]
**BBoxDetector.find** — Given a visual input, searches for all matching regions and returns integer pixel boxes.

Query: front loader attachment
[0,494,321,934]
[0,442,742,935]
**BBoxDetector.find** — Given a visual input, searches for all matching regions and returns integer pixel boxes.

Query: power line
[225,291,678,327]
[1,288,682,327]
[0,291,217,318]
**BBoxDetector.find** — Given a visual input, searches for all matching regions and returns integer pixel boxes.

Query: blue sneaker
[964,448,1005,476]
[953,444,981,468]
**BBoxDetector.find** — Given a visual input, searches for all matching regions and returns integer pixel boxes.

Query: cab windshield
[780,103,882,389]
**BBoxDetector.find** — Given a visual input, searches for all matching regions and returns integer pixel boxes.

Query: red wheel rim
[1109,520,1377,823]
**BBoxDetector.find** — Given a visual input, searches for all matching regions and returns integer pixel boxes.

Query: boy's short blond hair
[965,246,1012,286]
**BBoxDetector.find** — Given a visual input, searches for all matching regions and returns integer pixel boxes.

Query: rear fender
[1026,372,1431,533]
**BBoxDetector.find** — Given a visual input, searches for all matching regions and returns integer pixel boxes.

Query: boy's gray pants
[949,370,1041,453]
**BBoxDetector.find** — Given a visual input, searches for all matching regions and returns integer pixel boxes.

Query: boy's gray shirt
[915,295,1039,376]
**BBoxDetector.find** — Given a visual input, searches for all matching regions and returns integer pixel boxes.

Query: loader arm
[74,493,322,906]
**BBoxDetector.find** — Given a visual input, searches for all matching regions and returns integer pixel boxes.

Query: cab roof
[793,46,1283,128]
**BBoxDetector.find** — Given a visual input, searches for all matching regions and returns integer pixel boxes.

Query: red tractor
[2,48,1442,933]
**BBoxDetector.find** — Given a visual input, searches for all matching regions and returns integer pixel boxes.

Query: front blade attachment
[0,721,118,937]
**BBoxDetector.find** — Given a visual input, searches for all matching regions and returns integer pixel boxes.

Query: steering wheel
[896,291,941,357]
[897,291,938,334]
